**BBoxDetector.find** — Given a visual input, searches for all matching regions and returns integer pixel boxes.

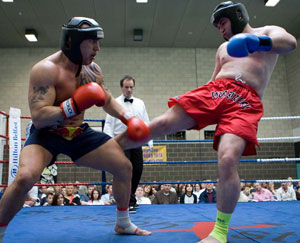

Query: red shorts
[168,78,264,155]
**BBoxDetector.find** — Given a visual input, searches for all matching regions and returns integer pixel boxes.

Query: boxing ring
[0,109,300,242]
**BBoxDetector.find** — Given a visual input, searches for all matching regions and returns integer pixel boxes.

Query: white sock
[116,209,137,234]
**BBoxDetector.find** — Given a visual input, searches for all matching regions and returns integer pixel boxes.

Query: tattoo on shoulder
[30,85,49,104]
[80,63,103,86]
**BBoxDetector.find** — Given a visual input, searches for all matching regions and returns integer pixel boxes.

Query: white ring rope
[258,136,300,142]
[261,115,300,121]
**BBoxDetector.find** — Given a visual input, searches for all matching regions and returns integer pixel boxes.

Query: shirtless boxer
[116,2,297,242]
[0,17,151,240]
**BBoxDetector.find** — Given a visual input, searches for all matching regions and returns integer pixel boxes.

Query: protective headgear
[211,1,249,35]
[60,17,104,77]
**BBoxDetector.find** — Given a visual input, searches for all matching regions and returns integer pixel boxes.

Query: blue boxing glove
[227,33,272,57]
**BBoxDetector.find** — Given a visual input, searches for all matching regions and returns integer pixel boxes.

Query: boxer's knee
[14,170,38,193]
[114,157,133,182]
[218,152,239,180]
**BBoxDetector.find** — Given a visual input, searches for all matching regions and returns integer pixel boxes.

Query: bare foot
[114,225,152,236]
[198,235,222,243]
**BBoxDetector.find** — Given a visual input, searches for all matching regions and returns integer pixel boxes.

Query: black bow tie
[124,98,133,103]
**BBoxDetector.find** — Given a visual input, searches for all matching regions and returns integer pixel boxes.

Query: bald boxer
[0,17,151,240]
[116,2,297,242]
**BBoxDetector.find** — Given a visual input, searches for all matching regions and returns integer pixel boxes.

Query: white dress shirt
[276,186,297,201]
[103,94,153,147]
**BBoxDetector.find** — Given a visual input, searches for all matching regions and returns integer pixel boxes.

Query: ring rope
[1,111,300,122]
[154,136,300,144]
[261,116,300,121]
[0,157,299,164]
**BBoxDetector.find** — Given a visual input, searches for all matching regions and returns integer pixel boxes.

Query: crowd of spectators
[238,178,300,202]
[1,177,299,207]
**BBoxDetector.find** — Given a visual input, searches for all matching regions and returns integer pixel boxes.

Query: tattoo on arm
[30,85,49,105]
[80,63,103,86]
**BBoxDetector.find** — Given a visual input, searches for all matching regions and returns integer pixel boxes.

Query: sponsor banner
[0,112,7,185]
[8,108,21,185]
[142,145,167,163]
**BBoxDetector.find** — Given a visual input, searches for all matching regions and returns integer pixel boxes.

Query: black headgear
[60,17,104,77]
[211,1,249,35]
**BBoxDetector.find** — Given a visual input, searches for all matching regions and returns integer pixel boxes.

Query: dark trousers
[124,147,143,206]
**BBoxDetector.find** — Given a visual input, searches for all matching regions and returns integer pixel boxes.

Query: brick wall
[0,44,299,140]
[2,142,296,184]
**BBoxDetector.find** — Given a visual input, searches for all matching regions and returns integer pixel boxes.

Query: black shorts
[24,123,111,162]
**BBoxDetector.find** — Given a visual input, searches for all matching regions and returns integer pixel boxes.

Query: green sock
[209,210,232,243]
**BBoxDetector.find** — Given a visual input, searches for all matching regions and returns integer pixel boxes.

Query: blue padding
[4,202,300,242]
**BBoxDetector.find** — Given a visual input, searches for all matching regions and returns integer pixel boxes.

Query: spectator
[295,181,300,191]
[52,193,65,206]
[78,184,88,200]
[262,182,269,189]
[238,186,252,202]
[199,182,216,203]
[41,187,54,206]
[88,189,106,205]
[54,185,62,195]
[287,177,294,189]
[240,180,245,191]
[101,185,116,205]
[64,185,81,206]
[80,185,94,203]
[103,75,153,213]
[193,183,202,203]
[26,186,40,206]
[143,185,155,201]
[43,192,54,206]
[267,182,276,195]
[276,182,296,201]
[152,184,178,204]
[252,183,274,202]
[23,196,36,208]
[199,182,207,195]
[73,185,81,200]
[246,182,254,193]
[23,187,40,207]
[39,186,48,201]
[151,186,158,195]
[61,187,66,197]
[135,186,151,205]
[180,184,197,204]
[296,187,300,201]
[177,184,186,198]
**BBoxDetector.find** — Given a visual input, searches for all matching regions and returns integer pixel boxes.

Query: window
[156,131,186,140]
[204,130,215,139]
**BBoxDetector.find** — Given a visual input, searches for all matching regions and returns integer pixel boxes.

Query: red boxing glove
[121,112,150,141]
[60,82,106,119]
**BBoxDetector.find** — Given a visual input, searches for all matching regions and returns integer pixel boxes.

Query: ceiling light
[2,0,14,2]
[25,29,38,42]
[136,0,148,3]
[265,0,280,7]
